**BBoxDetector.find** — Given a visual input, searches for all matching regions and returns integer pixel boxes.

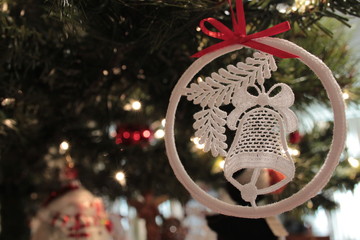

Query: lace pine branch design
[193,108,227,157]
[183,52,277,157]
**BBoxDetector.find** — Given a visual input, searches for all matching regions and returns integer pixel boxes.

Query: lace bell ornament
[225,81,297,206]
[165,0,346,218]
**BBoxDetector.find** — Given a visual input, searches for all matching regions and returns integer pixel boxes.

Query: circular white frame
[165,37,346,218]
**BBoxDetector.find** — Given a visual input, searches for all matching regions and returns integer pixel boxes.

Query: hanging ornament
[165,0,346,218]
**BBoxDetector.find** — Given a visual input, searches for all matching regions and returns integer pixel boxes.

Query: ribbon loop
[192,0,298,59]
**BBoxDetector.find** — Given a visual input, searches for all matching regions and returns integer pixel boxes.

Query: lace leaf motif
[193,108,227,157]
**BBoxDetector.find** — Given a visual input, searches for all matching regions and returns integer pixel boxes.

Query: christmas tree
[0,0,360,239]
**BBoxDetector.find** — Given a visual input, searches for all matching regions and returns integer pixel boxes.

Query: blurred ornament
[161,217,187,240]
[289,131,302,144]
[128,191,168,240]
[182,200,216,240]
[31,183,125,240]
[115,124,152,145]
[267,169,287,194]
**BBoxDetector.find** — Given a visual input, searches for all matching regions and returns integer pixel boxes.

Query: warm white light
[154,129,165,139]
[1,98,15,106]
[131,101,142,110]
[3,119,15,128]
[191,137,205,150]
[219,160,225,170]
[197,77,203,83]
[102,70,109,76]
[60,141,70,151]
[342,92,350,100]
[161,119,166,127]
[288,147,300,157]
[276,3,288,13]
[115,171,126,186]
[348,157,360,168]
[196,26,201,32]
[115,171,125,181]
[112,67,121,75]
[123,103,132,111]
[2,3,8,12]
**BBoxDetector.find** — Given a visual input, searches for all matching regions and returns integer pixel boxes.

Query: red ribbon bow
[192,0,299,58]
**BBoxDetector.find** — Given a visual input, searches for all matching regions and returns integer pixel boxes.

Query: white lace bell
[224,107,295,206]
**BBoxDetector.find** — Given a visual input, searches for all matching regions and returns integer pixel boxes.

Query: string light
[60,141,70,151]
[288,147,300,157]
[142,130,151,138]
[3,119,15,128]
[102,70,109,76]
[348,157,359,168]
[342,92,350,100]
[276,3,289,13]
[291,0,315,12]
[191,137,205,150]
[2,3,8,12]
[219,160,225,170]
[161,119,166,127]
[154,129,165,139]
[112,67,121,75]
[123,131,131,139]
[131,101,142,110]
[133,131,141,141]
[212,157,225,173]
[1,98,15,106]
[123,103,132,111]
[115,171,126,186]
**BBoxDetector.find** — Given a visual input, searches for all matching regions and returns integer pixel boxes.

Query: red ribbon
[192,0,299,58]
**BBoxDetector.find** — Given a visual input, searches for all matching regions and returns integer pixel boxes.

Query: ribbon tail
[191,40,235,58]
[247,21,291,39]
[243,40,299,58]
[235,0,246,34]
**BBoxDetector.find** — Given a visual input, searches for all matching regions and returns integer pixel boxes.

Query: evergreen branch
[183,52,277,108]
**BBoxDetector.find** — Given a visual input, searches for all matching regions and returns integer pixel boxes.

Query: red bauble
[289,131,302,144]
[268,169,287,194]
[115,124,152,145]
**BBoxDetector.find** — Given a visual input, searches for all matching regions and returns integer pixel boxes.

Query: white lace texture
[183,52,298,206]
